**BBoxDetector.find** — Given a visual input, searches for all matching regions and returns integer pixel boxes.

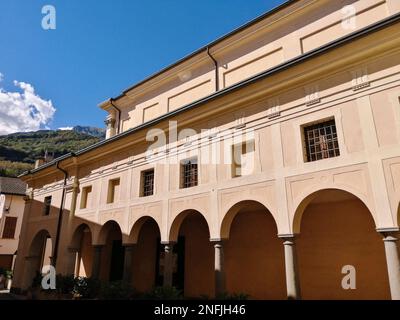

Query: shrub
[143,286,183,300]
[73,277,101,299]
[56,274,75,294]
[98,280,136,300]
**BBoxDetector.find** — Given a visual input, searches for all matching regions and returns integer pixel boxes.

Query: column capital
[123,243,136,251]
[210,238,226,247]
[67,247,79,253]
[161,241,176,247]
[278,234,298,245]
[377,227,400,239]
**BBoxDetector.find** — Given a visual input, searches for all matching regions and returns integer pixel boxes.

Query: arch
[22,229,53,289]
[127,216,161,244]
[97,220,123,245]
[295,187,390,299]
[292,186,376,234]
[28,229,52,259]
[169,209,211,242]
[220,200,276,240]
[70,223,93,249]
[222,200,286,299]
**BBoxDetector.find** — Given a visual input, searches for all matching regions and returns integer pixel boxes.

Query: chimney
[35,158,45,169]
[34,150,54,169]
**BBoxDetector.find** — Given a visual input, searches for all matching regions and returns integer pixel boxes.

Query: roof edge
[22,12,400,177]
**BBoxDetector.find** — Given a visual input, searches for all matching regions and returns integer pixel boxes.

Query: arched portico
[23,229,53,290]
[294,188,391,299]
[68,223,93,277]
[124,216,161,291]
[165,210,213,298]
[95,220,124,282]
[220,200,286,299]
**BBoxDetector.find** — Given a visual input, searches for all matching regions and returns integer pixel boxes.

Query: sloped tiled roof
[0,177,27,196]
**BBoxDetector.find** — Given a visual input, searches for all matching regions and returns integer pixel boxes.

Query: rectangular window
[2,217,17,239]
[43,196,52,216]
[141,169,155,197]
[303,119,340,162]
[232,140,255,177]
[80,186,92,209]
[181,158,198,189]
[107,178,120,204]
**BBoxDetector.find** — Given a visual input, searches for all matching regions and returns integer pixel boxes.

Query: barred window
[141,169,155,197]
[2,217,17,239]
[43,196,52,216]
[304,119,340,162]
[181,158,198,189]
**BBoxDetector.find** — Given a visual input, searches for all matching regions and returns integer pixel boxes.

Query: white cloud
[58,127,73,131]
[0,75,56,135]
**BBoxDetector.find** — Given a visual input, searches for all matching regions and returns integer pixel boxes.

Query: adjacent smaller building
[0,177,26,271]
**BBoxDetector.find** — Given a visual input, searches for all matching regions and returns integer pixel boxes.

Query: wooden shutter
[2,217,17,239]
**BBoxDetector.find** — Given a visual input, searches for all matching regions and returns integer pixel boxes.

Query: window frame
[302,118,340,163]
[2,216,17,239]
[107,178,120,204]
[180,157,199,189]
[140,168,155,197]
[80,185,92,209]
[43,196,52,216]
[231,139,255,178]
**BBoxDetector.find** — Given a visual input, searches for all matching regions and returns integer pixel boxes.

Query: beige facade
[12,0,400,299]
[0,194,24,270]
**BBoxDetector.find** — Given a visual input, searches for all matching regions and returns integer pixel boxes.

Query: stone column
[163,243,175,287]
[212,240,226,298]
[280,235,301,300]
[123,244,135,285]
[66,247,79,276]
[379,229,400,300]
[91,245,103,279]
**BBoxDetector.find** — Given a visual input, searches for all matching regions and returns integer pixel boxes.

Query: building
[0,177,26,272]
[11,0,400,299]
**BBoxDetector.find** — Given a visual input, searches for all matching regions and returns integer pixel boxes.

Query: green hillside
[0,130,103,177]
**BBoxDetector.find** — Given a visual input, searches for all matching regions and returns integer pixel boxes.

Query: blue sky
[0,0,286,133]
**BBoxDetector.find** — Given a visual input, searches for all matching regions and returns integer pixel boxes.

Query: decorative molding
[351,67,370,91]
[234,111,246,129]
[305,85,320,106]
[267,98,281,118]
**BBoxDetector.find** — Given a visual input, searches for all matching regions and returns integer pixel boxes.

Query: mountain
[0,128,105,177]
[72,126,106,138]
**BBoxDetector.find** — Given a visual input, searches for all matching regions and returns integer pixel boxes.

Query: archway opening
[99,221,124,282]
[70,224,93,277]
[223,200,286,299]
[296,189,390,299]
[130,217,161,292]
[170,210,213,298]
[24,230,52,288]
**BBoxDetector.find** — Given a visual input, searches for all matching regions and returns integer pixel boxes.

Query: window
[80,186,92,209]
[43,196,52,216]
[232,140,255,177]
[2,217,17,239]
[303,119,340,162]
[107,178,120,204]
[141,169,155,197]
[181,158,198,189]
